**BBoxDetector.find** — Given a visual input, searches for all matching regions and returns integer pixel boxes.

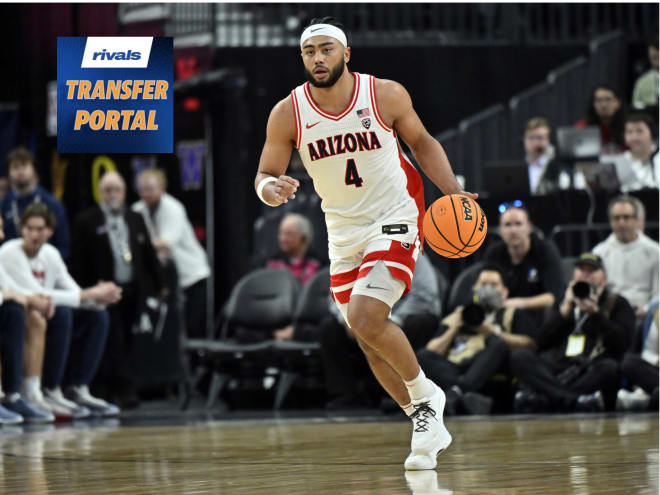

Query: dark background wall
[0,3,654,305]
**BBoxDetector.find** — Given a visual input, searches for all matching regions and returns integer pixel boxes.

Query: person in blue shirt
[1,147,70,260]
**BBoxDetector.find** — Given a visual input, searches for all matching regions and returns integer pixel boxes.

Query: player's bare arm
[254,96,300,206]
[374,78,477,199]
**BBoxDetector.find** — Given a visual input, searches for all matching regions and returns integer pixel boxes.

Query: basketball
[423,194,488,258]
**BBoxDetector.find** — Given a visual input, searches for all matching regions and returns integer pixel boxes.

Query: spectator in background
[523,117,579,195]
[510,253,634,413]
[484,206,564,326]
[133,169,211,339]
[0,214,55,423]
[417,264,536,415]
[632,40,659,111]
[1,147,70,259]
[321,254,441,409]
[617,299,659,411]
[260,213,322,285]
[248,212,323,341]
[69,172,165,409]
[618,113,659,192]
[631,196,647,234]
[0,203,122,419]
[0,177,8,203]
[575,85,626,154]
[592,195,659,319]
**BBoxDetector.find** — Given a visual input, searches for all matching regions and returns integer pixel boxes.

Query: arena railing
[118,4,657,47]
[433,31,627,194]
[551,222,660,257]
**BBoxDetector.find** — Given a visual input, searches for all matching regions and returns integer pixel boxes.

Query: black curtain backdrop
[4,4,651,308]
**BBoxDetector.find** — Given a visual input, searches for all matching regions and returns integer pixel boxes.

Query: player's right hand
[268,175,299,204]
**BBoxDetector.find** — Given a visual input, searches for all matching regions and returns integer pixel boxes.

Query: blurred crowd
[0,39,657,422]
[0,148,210,424]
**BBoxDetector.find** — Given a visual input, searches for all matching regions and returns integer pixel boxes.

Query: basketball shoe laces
[411,401,437,432]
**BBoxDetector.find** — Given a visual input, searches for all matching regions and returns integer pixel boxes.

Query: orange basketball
[423,194,488,258]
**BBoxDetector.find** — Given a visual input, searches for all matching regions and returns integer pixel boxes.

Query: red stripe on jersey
[330,266,360,288]
[304,73,360,121]
[355,263,413,297]
[369,76,392,132]
[358,241,417,296]
[291,90,302,150]
[386,266,413,289]
[396,138,426,249]
[332,288,352,304]
[361,247,416,273]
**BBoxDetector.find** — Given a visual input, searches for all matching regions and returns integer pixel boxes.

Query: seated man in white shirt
[0,213,55,423]
[592,195,659,319]
[133,169,211,338]
[0,203,123,419]
[618,112,659,192]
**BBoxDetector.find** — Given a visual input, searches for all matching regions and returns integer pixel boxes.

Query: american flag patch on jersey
[357,108,370,118]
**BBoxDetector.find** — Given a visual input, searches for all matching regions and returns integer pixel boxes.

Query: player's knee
[346,306,384,343]
[26,309,47,334]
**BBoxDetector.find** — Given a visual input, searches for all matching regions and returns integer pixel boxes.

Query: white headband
[300,24,347,49]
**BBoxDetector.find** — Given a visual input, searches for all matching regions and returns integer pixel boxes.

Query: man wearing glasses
[592,195,659,320]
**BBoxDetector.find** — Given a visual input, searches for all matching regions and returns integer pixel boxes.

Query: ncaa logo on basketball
[460,197,473,221]
[361,118,371,129]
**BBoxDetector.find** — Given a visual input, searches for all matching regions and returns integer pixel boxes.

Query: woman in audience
[618,112,659,192]
[575,84,627,154]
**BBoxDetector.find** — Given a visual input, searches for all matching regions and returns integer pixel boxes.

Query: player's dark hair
[478,262,509,289]
[20,202,57,230]
[307,17,350,46]
[607,194,640,219]
[7,146,34,168]
[625,111,658,140]
[585,83,626,148]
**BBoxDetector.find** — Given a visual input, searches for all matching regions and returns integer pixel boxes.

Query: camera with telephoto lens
[572,281,593,299]
[461,285,503,330]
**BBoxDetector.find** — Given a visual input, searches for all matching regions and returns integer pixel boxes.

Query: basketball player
[254,17,476,470]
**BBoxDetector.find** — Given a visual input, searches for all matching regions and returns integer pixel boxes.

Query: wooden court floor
[0,413,657,494]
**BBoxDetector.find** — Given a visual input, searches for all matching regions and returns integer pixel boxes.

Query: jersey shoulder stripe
[369,75,392,132]
[290,90,302,149]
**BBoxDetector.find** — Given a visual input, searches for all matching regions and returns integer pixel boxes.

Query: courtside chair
[185,268,300,409]
[446,262,486,314]
[272,267,330,409]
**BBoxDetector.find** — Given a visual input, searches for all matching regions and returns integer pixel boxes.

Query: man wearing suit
[69,171,165,408]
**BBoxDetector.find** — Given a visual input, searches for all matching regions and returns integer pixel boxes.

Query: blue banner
[57,36,173,154]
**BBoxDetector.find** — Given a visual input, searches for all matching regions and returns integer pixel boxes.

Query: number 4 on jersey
[344,159,363,188]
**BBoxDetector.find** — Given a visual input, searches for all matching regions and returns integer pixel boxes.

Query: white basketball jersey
[291,73,425,259]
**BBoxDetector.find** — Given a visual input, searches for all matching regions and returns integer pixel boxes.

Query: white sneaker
[66,385,120,417]
[43,388,91,419]
[405,470,453,494]
[405,383,452,470]
[22,390,56,423]
[616,388,651,412]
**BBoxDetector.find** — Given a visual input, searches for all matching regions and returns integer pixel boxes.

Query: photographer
[416,264,535,415]
[510,253,634,413]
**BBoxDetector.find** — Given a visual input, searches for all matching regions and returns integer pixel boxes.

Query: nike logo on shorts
[366,283,389,290]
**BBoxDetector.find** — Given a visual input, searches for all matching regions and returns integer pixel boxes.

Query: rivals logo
[93,49,141,61]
